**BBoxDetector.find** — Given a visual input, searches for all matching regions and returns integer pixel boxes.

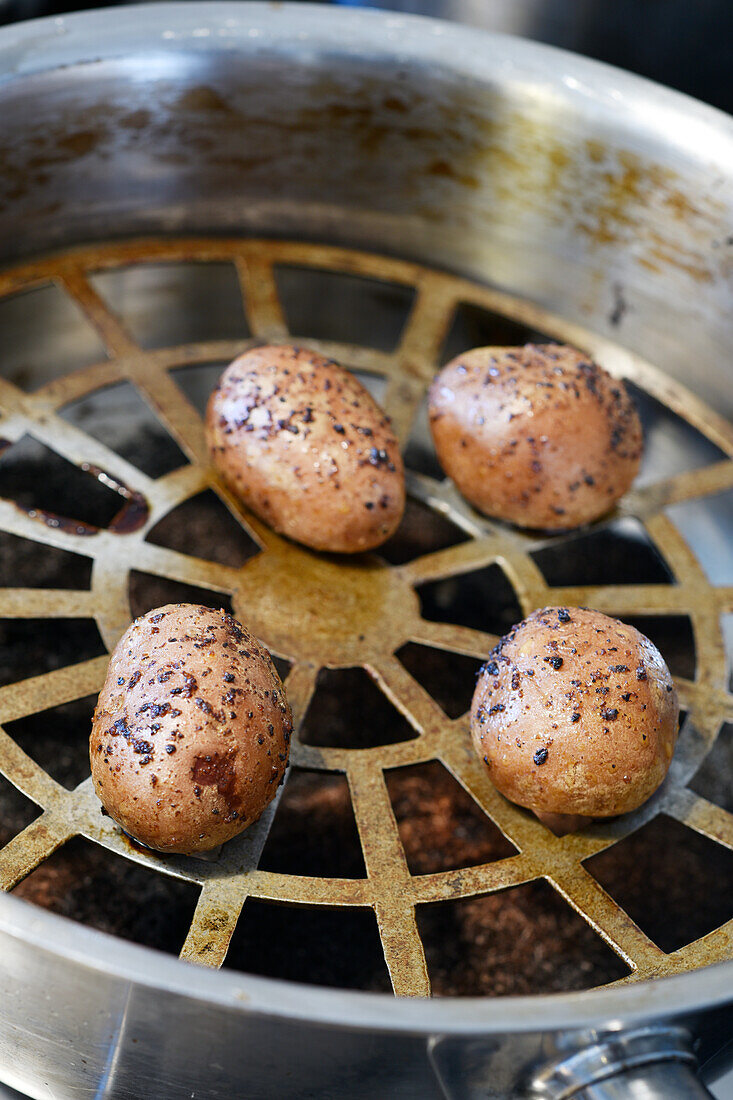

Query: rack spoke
[90,557,135,652]
[57,269,137,358]
[235,248,288,340]
[498,551,552,615]
[382,373,428,449]
[0,655,109,725]
[122,361,209,466]
[55,269,213,465]
[547,583,690,616]
[401,537,502,587]
[290,735,439,774]
[283,662,319,731]
[0,588,97,619]
[0,497,104,556]
[0,812,74,891]
[620,460,733,517]
[367,655,448,738]
[180,880,247,967]
[37,360,123,409]
[409,619,497,660]
[549,864,668,974]
[129,541,240,595]
[645,512,711,582]
[374,902,431,997]
[665,787,733,851]
[410,852,534,904]
[397,273,457,374]
[348,759,430,996]
[244,871,369,908]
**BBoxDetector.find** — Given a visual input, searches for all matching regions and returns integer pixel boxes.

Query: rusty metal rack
[0,238,732,997]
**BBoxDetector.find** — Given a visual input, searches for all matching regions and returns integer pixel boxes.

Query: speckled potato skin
[90,604,292,854]
[205,345,405,552]
[471,607,679,818]
[428,344,643,530]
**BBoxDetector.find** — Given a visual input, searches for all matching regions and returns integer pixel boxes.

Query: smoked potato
[428,343,642,529]
[471,607,679,821]
[206,345,405,553]
[90,604,292,854]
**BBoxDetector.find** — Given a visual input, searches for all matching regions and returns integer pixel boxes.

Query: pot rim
[0,0,732,1034]
[3,891,732,1033]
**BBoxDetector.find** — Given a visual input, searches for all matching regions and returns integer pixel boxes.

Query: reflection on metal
[431,1024,716,1100]
[0,237,731,999]
[530,1025,699,1098]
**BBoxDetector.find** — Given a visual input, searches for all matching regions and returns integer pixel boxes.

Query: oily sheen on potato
[471,607,679,821]
[206,345,405,553]
[90,604,292,854]
[429,343,643,530]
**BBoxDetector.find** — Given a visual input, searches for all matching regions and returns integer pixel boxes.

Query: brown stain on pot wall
[56,130,99,157]
[286,73,717,285]
[568,146,715,281]
[419,101,723,285]
[119,109,152,131]
[174,86,236,114]
[426,158,480,190]
[578,151,657,244]
[0,69,725,290]
[437,105,721,285]
[585,139,606,164]
[382,94,409,114]
[646,245,713,283]
[663,189,705,221]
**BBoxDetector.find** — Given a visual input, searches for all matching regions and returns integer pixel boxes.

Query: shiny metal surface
[0,4,732,1099]
[530,1026,712,1100]
[573,1064,715,1100]
[0,5,730,412]
[431,1023,728,1100]
[3,894,733,1099]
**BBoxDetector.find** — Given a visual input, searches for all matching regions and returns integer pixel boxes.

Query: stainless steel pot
[0,5,732,1099]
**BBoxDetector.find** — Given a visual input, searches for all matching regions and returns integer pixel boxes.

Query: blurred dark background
[2,0,732,115]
